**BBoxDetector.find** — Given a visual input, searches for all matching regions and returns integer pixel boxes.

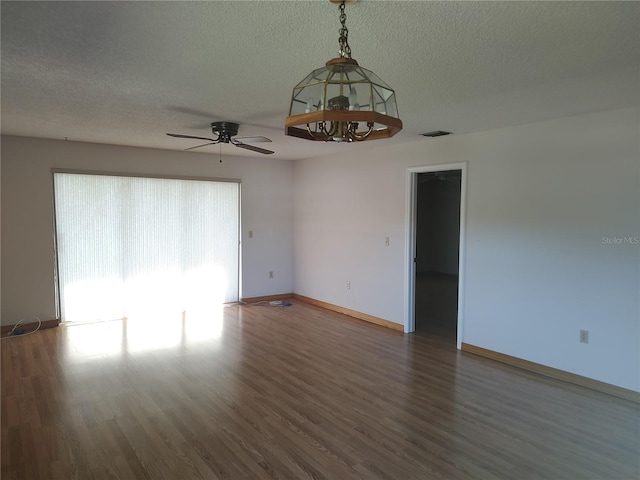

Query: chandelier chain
[338,1,351,59]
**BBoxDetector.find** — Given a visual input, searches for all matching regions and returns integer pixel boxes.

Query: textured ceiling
[2,1,638,161]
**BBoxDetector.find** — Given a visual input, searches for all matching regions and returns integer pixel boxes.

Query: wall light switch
[248,230,253,238]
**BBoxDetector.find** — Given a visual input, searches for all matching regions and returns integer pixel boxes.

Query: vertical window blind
[53,173,239,323]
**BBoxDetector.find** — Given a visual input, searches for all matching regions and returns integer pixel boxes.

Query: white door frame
[404,162,467,349]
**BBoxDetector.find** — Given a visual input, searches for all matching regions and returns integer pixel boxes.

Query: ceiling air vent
[422,131,451,137]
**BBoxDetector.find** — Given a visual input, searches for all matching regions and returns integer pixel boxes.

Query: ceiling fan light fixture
[285,0,402,143]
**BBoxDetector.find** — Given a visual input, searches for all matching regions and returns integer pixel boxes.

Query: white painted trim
[404,162,467,349]
[404,170,418,333]
[457,164,468,350]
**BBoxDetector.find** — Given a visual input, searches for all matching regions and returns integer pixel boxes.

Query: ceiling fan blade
[234,136,272,143]
[184,142,218,151]
[167,133,217,142]
[233,142,274,155]
[165,106,282,132]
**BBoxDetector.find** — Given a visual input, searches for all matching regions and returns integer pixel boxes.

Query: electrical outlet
[346,281,351,290]
[385,237,390,246]
[269,271,274,278]
[580,329,589,344]
[248,230,254,238]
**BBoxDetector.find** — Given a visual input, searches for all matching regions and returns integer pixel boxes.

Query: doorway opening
[415,169,461,342]
[405,163,466,348]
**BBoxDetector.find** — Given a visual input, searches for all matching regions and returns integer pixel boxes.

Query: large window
[53,172,239,323]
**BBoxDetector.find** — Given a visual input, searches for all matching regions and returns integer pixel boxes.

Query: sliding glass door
[53,172,239,323]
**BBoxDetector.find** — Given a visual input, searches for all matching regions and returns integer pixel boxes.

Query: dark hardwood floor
[1,301,638,479]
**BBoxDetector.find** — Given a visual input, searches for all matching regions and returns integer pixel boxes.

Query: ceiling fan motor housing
[211,121,239,142]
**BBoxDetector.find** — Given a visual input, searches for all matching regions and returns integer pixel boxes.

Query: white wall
[1,136,294,325]
[293,107,639,392]
[2,108,638,392]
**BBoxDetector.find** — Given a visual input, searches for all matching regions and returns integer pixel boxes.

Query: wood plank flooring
[1,302,638,479]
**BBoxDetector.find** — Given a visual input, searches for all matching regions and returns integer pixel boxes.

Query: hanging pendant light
[285,0,402,142]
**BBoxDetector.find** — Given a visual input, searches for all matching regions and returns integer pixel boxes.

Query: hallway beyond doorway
[415,272,458,342]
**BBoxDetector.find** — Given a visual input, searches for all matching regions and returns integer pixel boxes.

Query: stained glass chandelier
[285,0,402,142]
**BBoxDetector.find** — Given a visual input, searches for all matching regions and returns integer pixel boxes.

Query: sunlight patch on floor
[63,304,225,362]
